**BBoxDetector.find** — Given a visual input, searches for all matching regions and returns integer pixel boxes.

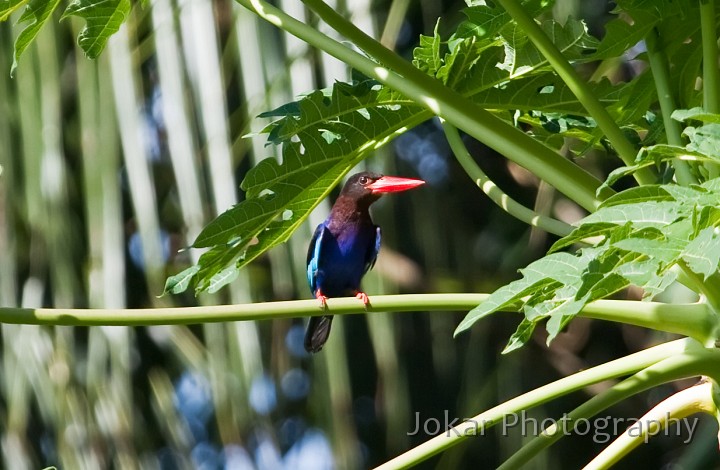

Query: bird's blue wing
[364,226,381,274]
[306,224,327,294]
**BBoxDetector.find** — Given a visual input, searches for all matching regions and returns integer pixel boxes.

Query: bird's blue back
[307,219,381,297]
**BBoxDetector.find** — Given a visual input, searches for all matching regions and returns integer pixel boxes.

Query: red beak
[367,175,426,194]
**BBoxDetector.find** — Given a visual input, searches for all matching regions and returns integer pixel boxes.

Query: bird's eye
[359,176,369,185]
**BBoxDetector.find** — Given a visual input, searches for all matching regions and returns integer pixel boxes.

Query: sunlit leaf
[10,0,62,76]
[499,18,599,77]
[62,0,132,59]
[581,201,684,228]
[0,0,28,21]
[599,185,672,208]
[207,266,241,294]
[684,124,720,160]
[681,227,720,280]
[163,265,201,296]
[502,318,535,354]
[672,108,720,124]
[591,0,689,59]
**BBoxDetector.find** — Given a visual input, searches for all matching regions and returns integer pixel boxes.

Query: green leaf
[455,0,551,42]
[661,183,720,208]
[605,70,657,127]
[10,0,62,76]
[672,108,720,124]
[502,318,536,354]
[599,185,672,208]
[0,0,28,21]
[163,265,201,295]
[458,183,704,348]
[613,236,683,265]
[548,222,619,253]
[681,227,720,280]
[581,201,684,228]
[591,8,659,59]
[591,0,690,60]
[616,259,676,299]
[207,266,241,294]
[544,296,590,344]
[499,18,599,77]
[62,0,132,59]
[601,145,709,190]
[470,75,621,115]
[413,21,442,77]
[684,124,720,160]
[454,253,581,335]
[438,36,482,88]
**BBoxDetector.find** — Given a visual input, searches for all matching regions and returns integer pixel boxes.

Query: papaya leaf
[457,174,720,349]
[0,0,27,21]
[672,108,720,124]
[499,18,599,77]
[599,185,672,208]
[10,0,62,76]
[471,75,618,115]
[684,124,720,160]
[502,318,536,354]
[206,266,241,294]
[163,265,201,296]
[455,0,551,42]
[413,21,442,77]
[62,0,132,59]
[681,227,720,280]
[454,252,585,335]
[548,222,619,253]
[581,201,685,228]
[601,145,710,190]
[591,0,688,59]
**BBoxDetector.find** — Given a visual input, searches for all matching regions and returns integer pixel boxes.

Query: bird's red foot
[355,291,370,308]
[315,290,328,308]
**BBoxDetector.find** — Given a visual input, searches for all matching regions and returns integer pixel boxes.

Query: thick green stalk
[499,343,720,469]
[376,338,695,470]
[0,297,712,342]
[494,0,654,185]
[645,29,695,185]
[581,300,713,345]
[442,121,573,237]
[585,381,716,469]
[235,0,605,211]
[0,294,485,325]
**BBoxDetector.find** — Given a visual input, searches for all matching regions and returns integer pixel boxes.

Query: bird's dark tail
[304,315,333,353]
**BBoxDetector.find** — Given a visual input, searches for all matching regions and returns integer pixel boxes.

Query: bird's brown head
[339,172,425,206]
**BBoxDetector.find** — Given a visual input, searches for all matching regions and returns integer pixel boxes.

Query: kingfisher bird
[304,172,425,353]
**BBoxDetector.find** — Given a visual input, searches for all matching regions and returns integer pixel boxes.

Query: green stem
[499,343,720,469]
[494,0,654,185]
[585,381,716,469]
[238,0,607,211]
[376,338,696,470]
[0,296,711,342]
[645,28,696,185]
[442,121,573,238]
[701,0,720,114]
[0,294,485,326]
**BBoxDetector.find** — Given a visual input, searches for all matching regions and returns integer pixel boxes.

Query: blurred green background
[1,0,718,468]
